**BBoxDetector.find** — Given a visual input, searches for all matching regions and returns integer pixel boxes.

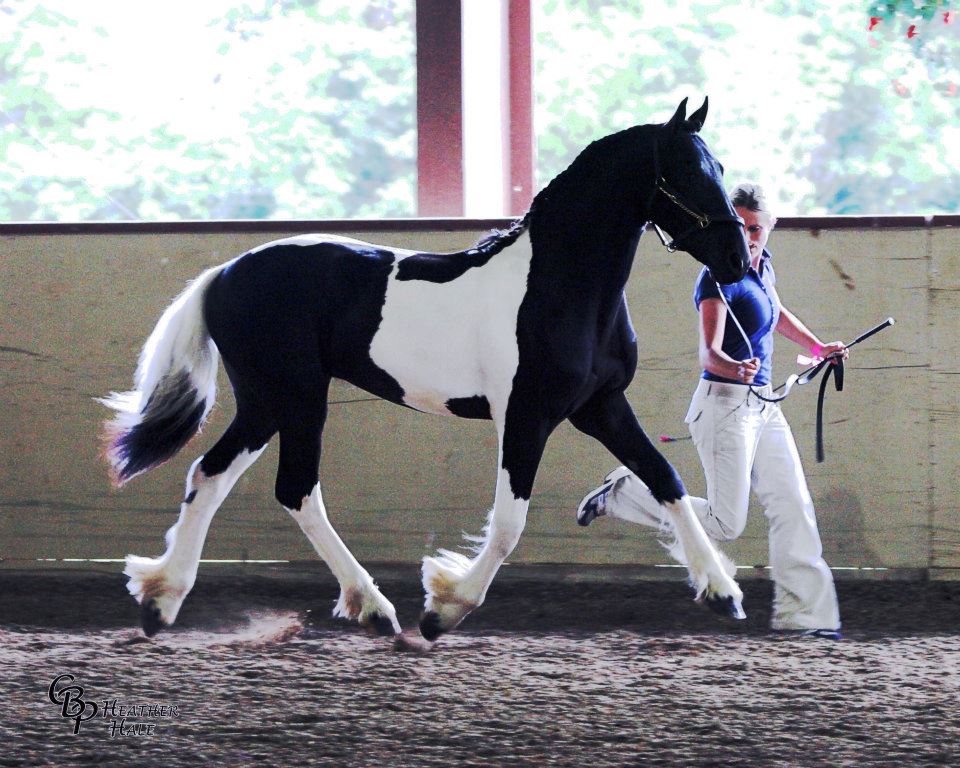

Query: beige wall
[1,224,957,576]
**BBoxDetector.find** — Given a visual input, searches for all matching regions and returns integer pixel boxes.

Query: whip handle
[848,317,895,348]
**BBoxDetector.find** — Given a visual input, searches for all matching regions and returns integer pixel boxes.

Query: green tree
[0,0,415,221]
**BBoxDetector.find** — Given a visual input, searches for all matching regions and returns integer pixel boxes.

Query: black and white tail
[99,264,227,486]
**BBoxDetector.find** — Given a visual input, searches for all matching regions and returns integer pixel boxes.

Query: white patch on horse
[246,233,416,257]
[369,232,533,418]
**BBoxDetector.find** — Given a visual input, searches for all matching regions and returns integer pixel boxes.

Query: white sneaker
[575,466,633,526]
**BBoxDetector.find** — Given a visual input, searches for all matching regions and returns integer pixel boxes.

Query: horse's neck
[527,192,647,314]
[527,133,654,305]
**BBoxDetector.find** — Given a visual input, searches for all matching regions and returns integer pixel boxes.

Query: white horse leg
[663,495,744,615]
[125,447,265,635]
[421,462,529,640]
[288,484,400,636]
[596,472,739,581]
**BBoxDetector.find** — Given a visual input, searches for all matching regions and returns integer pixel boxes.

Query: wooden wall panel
[929,227,960,576]
[0,224,955,577]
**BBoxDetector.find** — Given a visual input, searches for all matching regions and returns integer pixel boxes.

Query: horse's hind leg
[125,413,273,636]
[275,386,400,637]
[569,390,745,619]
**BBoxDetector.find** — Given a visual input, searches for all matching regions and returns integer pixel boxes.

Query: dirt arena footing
[2,565,958,767]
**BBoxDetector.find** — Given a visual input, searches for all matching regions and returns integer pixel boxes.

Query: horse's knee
[275,468,317,511]
[639,461,686,505]
[487,509,526,557]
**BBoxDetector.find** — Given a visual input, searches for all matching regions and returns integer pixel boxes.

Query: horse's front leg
[569,389,745,619]
[419,417,550,641]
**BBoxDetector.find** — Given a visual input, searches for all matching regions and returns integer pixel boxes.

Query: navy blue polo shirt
[693,251,780,386]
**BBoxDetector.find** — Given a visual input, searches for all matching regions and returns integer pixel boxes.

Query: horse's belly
[369,311,497,416]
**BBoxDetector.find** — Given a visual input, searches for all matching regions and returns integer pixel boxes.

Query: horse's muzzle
[711,260,748,285]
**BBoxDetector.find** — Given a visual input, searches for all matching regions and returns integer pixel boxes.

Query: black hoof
[140,599,165,637]
[365,612,398,637]
[704,594,747,621]
[418,611,445,642]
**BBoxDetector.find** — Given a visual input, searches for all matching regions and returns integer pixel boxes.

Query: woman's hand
[735,357,760,384]
[812,341,849,364]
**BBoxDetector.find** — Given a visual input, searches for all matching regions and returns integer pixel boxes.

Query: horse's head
[647,98,749,284]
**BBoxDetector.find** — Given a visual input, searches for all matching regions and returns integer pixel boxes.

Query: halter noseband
[650,179,744,252]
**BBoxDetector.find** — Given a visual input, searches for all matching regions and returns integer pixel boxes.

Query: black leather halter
[646,138,744,252]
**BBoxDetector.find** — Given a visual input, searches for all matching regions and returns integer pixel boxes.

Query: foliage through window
[4,1,959,221]
[535,0,960,215]
[0,1,415,221]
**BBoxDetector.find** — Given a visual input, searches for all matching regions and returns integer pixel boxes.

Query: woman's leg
[577,382,760,577]
[751,405,840,631]
[686,381,760,542]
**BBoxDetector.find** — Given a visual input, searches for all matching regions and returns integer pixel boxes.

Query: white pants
[607,379,840,631]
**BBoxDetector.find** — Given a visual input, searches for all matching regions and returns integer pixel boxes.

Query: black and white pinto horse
[101,98,750,642]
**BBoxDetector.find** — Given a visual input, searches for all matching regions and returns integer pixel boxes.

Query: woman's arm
[776,306,847,360]
[699,298,760,384]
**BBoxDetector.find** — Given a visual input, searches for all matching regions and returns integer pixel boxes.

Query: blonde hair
[729,182,773,216]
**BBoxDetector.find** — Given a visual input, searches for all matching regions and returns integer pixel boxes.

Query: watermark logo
[48,674,99,734]
[48,674,181,737]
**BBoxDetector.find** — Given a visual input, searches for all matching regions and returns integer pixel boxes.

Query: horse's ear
[665,97,689,133]
[688,96,708,133]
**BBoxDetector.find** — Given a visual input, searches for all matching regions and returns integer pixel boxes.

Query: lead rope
[712,279,893,462]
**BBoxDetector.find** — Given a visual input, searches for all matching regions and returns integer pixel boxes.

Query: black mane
[395,208,532,283]
[470,213,531,255]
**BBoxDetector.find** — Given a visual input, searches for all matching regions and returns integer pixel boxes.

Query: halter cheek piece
[650,178,744,252]
[645,138,744,253]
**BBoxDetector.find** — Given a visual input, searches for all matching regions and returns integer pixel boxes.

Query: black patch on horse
[204,241,407,409]
[445,395,492,420]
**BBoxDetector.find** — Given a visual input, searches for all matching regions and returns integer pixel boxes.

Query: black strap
[744,318,893,462]
[815,358,844,463]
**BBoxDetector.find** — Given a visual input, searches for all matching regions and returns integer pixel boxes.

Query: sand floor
[2,567,958,767]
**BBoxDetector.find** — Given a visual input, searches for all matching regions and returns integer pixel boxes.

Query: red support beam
[416,0,464,216]
[508,0,534,215]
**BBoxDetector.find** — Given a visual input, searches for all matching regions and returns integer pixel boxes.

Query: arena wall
[1,220,957,577]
